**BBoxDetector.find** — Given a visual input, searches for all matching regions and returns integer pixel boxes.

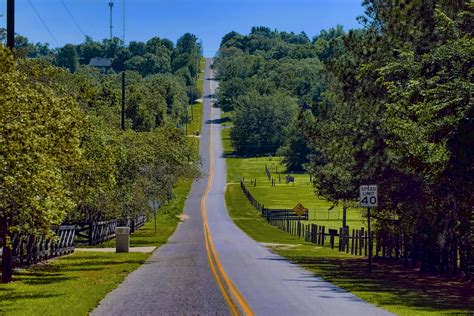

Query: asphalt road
[91,60,229,316]
[91,59,392,316]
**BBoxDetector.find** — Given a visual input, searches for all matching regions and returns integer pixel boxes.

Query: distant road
[92,59,391,316]
[201,58,391,315]
[91,61,229,316]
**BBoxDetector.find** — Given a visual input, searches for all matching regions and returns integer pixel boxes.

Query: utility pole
[121,72,126,130]
[2,0,14,284]
[7,0,14,50]
[109,0,114,40]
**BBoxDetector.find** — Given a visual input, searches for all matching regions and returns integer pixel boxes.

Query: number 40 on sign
[360,185,378,208]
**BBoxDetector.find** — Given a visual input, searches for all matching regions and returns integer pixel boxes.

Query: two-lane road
[92,59,391,316]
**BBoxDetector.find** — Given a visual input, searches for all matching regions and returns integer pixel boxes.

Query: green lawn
[223,126,365,231]
[226,183,474,316]
[0,178,194,315]
[187,102,203,136]
[0,252,148,316]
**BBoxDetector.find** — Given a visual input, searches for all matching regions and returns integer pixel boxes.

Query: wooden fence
[268,218,371,255]
[239,180,474,277]
[0,225,75,268]
[240,180,308,221]
[72,214,146,246]
[1,214,148,269]
[240,180,371,256]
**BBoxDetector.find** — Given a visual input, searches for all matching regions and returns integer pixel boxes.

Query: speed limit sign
[360,185,378,208]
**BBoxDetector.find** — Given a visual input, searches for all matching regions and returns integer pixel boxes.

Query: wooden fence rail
[0,225,75,268]
[239,179,473,277]
[240,180,371,256]
[71,214,146,246]
[1,214,147,269]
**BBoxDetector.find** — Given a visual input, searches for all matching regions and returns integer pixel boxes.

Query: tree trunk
[1,215,13,283]
[342,202,347,228]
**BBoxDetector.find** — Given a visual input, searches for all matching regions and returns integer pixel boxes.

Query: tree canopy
[215,1,473,276]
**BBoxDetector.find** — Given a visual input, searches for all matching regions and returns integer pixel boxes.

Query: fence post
[365,229,368,256]
[317,225,323,245]
[330,230,335,249]
[321,226,325,246]
[355,230,359,256]
[338,228,343,251]
[345,227,350,253]
[351,229,355,255]
[88,223,94,246]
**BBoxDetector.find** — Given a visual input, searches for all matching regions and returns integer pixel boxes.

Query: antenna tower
[108,0,113,40]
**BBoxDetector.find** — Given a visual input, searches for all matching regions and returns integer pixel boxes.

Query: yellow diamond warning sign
[293,203,308,217]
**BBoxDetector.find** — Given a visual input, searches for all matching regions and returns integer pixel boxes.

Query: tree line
[214,1,473,277]
[0,32,202,282]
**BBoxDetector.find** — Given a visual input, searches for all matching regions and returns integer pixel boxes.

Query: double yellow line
[200,100,254,316]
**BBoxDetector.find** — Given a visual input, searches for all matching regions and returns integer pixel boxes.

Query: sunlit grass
[223,124,365,230]
[187,102,203,136]
[0,252,148,315]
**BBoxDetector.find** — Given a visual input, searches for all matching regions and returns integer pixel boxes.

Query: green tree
[0,46,84,282]
[56,44,79,72]
[231,92,297,155]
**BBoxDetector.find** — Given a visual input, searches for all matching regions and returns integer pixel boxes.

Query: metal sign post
[360,185,378,273]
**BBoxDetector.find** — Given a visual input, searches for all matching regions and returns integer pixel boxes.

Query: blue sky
[1,0,365,56]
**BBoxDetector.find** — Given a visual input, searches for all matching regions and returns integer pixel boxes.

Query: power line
[28,0,60,46]
[61,0,87,37]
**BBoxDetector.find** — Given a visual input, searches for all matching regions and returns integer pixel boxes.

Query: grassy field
[226,183,474,315]
[0,252,148,315]
[222,127,366,231]
[187,102,203,136]
[186,58,206,137]
[0,178,194,315]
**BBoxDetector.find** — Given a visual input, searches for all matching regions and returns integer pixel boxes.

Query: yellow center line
[200,88,255,316]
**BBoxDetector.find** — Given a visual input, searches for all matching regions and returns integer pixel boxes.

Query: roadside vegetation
[1,32,202,282]
[216,1,473,278]
[0,178,194,315]
[0,28,206,310]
